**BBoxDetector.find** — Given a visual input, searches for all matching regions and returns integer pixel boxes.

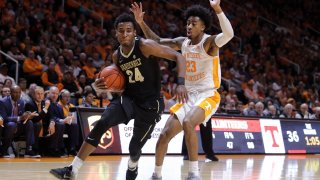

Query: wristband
[177,77,185,85]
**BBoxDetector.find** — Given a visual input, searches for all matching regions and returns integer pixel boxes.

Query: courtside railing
[0,50,19,84]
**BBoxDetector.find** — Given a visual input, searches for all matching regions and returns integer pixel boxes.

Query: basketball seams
[99,66,125,91]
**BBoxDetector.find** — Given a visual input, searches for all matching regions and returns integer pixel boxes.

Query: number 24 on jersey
[126,67,144,83]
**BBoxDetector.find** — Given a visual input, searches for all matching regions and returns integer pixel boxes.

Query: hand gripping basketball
[97,65,126,92]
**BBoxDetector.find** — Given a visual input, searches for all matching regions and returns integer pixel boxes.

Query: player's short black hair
[114,13,136,30]
[184,5,212,29]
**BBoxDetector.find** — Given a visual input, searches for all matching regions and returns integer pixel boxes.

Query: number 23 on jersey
[187,61,197,72]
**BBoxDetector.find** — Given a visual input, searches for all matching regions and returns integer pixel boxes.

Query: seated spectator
[41,60,62,90]
[165,75,177,98]
[61,71,82,97]
[311,107,320,120]
[226,87,237,103]
[41,56,51,72]
[264,105,279,118]
[54,55,69,80]
[7,45,26,63]
[0,85,39,158]
[70,56,82,78]
[3,79,13,88]
[225,99,237,111]
[312,101,320,112]
[0,63,16,86]
[0,82,3,94]
[98,91,111,108]
[22,83,37,104]
[243,101,257,116]
[82,57,97,82]
[44,86,69,157]
[22,50,43,86]
[1,87,11,98]
[296,103,314,119]
[80,91,98,107]
[255,101,265,117]
[279,103,300,118]
[92,52,105,70]
[79,52,87,67]
[18,78,29,102]
[236,102,245,115]
[287,98,297,110]
[57,89,79,156]
[24,86,50,156]
[244,79,259,102]
[77,73,90,91]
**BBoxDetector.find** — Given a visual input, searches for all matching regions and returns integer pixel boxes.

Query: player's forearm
[213,5,223,14]
[138,21,161,42]
[176,55,186,80]
[213,6,234,47]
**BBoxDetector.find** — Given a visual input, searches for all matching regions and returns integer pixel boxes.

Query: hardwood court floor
[0,154,319,180]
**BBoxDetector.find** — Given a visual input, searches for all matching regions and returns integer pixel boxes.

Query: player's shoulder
[112,49,119,57]
[204,34,217,42]
[139,37,155,45]
[112,49,119,63]
[173,36,187,42]
[138,38,159,51]
[204,34,218,47]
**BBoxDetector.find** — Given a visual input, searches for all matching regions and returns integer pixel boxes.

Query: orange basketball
[98,65,126,92]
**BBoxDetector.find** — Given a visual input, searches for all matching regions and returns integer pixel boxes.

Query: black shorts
[86,95,164,147]
[112,95,164,125]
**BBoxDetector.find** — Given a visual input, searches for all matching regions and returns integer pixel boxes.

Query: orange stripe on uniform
[170,103,183,114]
[198,92,221,118]
[212,56,220,89]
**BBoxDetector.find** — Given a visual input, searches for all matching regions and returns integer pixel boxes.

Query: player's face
[116,22,136,47]
[186,16,205,39]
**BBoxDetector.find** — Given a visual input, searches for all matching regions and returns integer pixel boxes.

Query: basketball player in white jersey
[131,0,233,179]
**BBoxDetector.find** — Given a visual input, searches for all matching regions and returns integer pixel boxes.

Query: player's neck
[190,33,204,45]
[120,41,135,57]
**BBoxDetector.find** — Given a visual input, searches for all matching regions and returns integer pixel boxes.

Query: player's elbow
[226,29,234,41]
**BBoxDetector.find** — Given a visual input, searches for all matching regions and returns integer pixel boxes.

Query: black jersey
[117,37,161,103]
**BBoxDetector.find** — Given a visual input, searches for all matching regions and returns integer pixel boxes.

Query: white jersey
[181,34,221,96]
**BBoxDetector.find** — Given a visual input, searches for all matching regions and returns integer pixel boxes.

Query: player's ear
[201,24,205,31]
[200,20,205,31]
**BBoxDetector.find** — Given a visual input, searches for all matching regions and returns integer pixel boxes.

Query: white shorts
[170,90,220,125]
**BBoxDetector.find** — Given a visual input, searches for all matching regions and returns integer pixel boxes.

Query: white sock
[154,165,162,177]
[128,158,138,169]
[71,156,84,175]
[189,161,199,176]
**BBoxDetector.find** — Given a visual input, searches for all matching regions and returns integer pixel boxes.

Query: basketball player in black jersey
[50,13,187,180]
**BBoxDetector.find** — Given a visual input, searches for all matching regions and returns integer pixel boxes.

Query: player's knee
[85,118,110,147]
[182,120,194,133]
[158,130,172,143]
[129,147,141,162]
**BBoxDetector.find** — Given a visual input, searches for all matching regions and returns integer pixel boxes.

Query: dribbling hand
[93,78,108,90]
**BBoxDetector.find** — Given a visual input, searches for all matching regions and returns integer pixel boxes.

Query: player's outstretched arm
[140,39,188,103]
[210,0,234,47]
[130,2,185,50]
[130,2,160,42]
